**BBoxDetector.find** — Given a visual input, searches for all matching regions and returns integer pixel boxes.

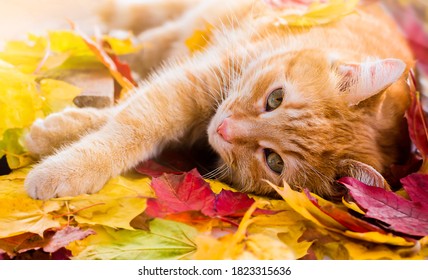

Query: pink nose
[217,118,231,143]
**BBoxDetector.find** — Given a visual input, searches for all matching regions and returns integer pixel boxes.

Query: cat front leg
[24,60,221,199]
[25,107,111,158]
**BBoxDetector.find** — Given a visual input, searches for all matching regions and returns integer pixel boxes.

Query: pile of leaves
[1,0,428,260]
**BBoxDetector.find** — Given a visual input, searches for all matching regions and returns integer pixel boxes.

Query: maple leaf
[304,189,385,234]
[69,22,137,100]
[69,219,197,260]
[339,176,428,237]
[145,169,216,217]
[213,190,255,217]
[0,226,94,258]
[145,169,258,222]
[270,181,414,246]
[0,168,63,238]
[55,175,153,230]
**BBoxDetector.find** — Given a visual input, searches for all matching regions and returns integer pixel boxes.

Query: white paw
[25,108,104,157]
[25,112,76,157]
[24,152,111,200]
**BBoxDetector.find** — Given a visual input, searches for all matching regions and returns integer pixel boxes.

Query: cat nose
[217,118,232,143]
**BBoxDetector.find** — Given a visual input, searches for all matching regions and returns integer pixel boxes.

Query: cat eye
[266,88,284,111]
[264,149,284,174]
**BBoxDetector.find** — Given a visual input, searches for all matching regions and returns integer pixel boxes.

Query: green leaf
[71,219,198,260]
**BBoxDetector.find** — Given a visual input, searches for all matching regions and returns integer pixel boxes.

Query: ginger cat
[24,0,414,200]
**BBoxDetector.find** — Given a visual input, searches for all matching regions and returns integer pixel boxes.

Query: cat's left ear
[336,58,406,106]
[336,159,388,189]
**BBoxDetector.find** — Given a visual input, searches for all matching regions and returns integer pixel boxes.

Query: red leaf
[0,226,94,258]
[145,169,216,218]
[385,3,428,75]
[43,226,94,253]
[304,189,385,233]
[145,169,259,221]
[213,190,255,217]
[136,160,184,178]
[405,71,428,164]
[400,173,428,204]
[135,149,196,177]
[339,177,428,236]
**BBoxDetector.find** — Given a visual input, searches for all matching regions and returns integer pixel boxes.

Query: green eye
[266,88,284,111]
[264,149,284,174]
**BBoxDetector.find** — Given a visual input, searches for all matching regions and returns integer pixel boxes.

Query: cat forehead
[231,52,334,105]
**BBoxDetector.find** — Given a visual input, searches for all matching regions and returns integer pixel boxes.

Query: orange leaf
[69,21,136,100]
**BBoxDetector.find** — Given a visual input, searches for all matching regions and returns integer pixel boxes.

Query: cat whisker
[203,163,229,181]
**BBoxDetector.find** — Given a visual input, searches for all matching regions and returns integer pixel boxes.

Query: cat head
[208,49,408,198]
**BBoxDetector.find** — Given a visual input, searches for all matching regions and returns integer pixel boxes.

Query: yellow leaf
[194,200,304,259]
[249,210,312,259]
[39,79,81,115]
[0,129,33,169]
[343,231,415,247]
[0,62,43,140]
[270,182,416,247]
[0,168,63,238]
[207,179,237,194]
[0,33,70,74]
[342,197,365,215]
[343,240,425,260]
[274,0,359,27]
[269,182,346,230]
[48,30,91,55]
[55,174,153,230]
[185,24,212,54]
[103,35,142,55]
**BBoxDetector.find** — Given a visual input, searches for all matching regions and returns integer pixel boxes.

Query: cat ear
[337,58,406,106]
[337,159,388,189]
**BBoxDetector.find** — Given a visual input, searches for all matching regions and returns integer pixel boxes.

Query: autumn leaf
[145,169,259,222]
[270,181,414,246]
[0,61,43,140]
[69,219,197,260]
[213,189,255,217]
[0,168,63,238]
[69,22,137,99]
[400,173,428,203]
[405,70,428,172]
[383,0,428,74]
[339,176,428,236]
[135,148,198,177]
[145,169,216,217]
[185,24,212,54]
[0,226,94,258]
[55,174,153,230]
[269,0,359,27]
[304,189,385,233]
[0,129,33,169]
[0,33,69,74]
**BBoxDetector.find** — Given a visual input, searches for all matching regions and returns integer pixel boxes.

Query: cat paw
[24,152,111,200]
[25,108,107,157]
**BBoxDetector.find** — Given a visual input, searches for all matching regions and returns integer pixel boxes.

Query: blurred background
[0,0,426,94]
[0,0,107,41]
